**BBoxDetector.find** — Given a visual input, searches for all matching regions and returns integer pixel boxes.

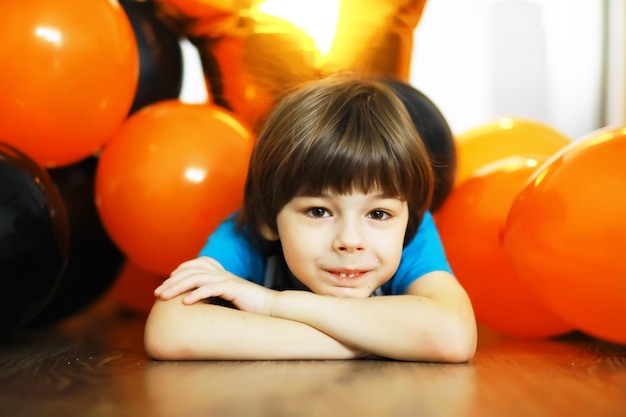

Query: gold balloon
[154,0,427,130]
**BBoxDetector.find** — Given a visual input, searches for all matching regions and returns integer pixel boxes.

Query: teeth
[338,272,358,279]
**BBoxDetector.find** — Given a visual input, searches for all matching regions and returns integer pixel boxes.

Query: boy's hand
[154,257,276,316]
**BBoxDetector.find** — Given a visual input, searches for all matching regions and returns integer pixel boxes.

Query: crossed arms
[144,257,477,362]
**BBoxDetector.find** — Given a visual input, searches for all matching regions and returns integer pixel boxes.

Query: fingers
[156,274,218,300]
[152,257,268,312]
[155,270,225,300]
[170,256,224,276]
[155,272,223,299]
[154,257,226,298]
[182,282,234,305]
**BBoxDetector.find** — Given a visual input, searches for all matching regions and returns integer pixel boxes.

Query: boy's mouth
[325,269,369,280]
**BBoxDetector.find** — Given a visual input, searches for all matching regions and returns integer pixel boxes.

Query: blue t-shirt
[198,211,452,295]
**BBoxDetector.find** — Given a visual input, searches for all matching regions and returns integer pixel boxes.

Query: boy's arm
[270,271,477,363]
[144,295,364,360]
[148,257,476,362]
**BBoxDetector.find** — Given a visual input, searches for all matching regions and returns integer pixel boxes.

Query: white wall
[178,38,209,105]
[605,0,626,126]
[410,0,606,139]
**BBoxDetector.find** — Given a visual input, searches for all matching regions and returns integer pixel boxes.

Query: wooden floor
[1,298,625,417]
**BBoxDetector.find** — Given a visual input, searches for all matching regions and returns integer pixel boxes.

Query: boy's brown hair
[240,72,433,246]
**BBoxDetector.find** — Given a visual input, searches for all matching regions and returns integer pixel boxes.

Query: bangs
[281,109,416,199]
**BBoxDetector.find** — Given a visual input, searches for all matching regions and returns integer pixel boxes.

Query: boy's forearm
[144,296,363,360]
[270,291,419,360]
[270,290,475,362]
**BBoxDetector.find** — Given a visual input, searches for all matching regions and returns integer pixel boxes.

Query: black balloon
[27,157,126,327]
[0,143,69,339]
[381,79,457,212]
[120,0,184,115]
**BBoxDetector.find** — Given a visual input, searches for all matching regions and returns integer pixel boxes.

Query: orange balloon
[154,0,428,130]
[435,155,574,339]
[504,126,626,344]
[110,261,165,316]
[455,118,571,185]
[0,0,139,168]
[95,100,254,276]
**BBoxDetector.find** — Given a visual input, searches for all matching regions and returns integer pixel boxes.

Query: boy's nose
[332,219,365,252]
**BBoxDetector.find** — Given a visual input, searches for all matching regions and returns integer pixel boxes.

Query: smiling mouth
[326,270,368,280]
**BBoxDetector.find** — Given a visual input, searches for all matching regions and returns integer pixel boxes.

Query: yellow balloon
[154,0,428,130]
[455,118,572,186]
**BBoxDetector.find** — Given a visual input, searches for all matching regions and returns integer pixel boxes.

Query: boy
[145,73,477,362]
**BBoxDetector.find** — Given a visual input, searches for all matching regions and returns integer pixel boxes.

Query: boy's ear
[259,224,279,241]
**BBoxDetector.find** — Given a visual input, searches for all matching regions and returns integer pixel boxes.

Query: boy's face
[271,190,408,298]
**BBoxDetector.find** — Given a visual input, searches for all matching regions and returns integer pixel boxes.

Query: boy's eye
[368,210,391,220]
[305,207,330,218]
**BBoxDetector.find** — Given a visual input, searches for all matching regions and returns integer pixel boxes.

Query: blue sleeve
[382,211,453,295]
[197,214,266,285]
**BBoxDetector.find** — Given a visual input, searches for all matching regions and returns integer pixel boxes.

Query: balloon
[110,261,166,316]
[0,0,139,167]
[381,78,456,212]
[455,118,571,185]
[95,100,254,276]
[0,143,69,338]
[154,0,428,130]
[504,126,626,344]
[27,157,126,327]
[120,0,184,115]
[435,155,574,339]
